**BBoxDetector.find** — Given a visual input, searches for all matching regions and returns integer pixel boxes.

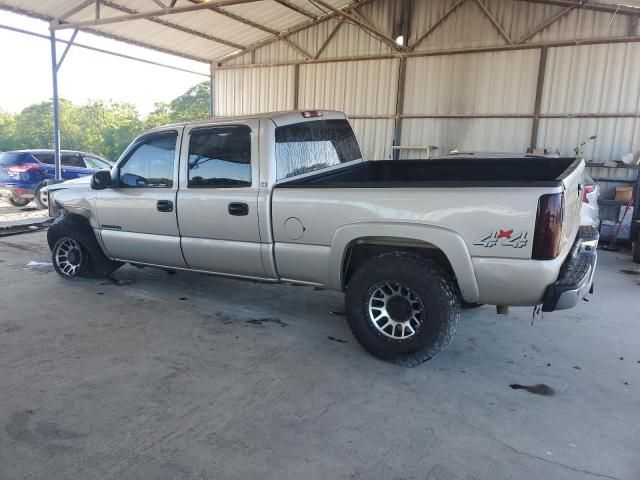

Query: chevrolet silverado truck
[45,110,598,365]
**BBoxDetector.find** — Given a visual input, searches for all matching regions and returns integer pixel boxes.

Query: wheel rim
[367,281,425,340]
[39,188,48,206]
[54,238,83,277]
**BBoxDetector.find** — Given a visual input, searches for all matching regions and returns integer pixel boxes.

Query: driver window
[119,133,176,188]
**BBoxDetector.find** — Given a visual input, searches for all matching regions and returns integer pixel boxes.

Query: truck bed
[277,157,578,188]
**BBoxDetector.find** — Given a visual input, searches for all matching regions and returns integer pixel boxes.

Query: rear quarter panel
[271,185,563,303]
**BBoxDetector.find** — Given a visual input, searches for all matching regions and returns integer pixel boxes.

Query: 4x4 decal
[474,229,529,248]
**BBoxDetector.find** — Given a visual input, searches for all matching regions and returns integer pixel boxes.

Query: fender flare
[328,221,480,303]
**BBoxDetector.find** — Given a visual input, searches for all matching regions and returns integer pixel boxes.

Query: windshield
[0,152,25,166]
[275,119,362,180]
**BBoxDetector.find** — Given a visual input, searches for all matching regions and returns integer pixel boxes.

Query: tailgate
[558,158,584,256]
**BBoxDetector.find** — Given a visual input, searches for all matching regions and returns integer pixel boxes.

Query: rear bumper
[0,186,36,199]
[542,225,598,312]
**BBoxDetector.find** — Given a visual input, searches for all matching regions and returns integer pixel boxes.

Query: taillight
[582,184,595,203]
[301,110,323,118]
[7,164,40,173]
[532,193,564,260]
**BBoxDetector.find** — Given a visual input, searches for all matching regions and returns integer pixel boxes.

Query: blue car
[0,149,112,209]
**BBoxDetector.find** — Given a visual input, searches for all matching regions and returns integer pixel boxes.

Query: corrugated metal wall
[215,0,640,161]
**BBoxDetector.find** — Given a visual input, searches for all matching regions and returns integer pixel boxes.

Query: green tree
[0,81,209,159]
[167,81,210,122]
[0,110,17,151]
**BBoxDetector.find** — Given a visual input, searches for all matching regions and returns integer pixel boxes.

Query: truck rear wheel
[345,252,460,366]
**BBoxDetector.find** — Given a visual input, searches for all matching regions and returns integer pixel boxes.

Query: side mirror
[91,170,112,190]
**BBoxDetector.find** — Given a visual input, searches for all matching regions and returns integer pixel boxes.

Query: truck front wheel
[345,252,460,366]
[48,215,122,279]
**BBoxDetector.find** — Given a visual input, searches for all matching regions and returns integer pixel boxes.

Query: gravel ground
[0,198,50,226]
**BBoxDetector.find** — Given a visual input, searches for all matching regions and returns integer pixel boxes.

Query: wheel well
[342,241,457,290]
[46,213,94,250]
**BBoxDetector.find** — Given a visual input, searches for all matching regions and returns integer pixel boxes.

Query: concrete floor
[0,231,638,480]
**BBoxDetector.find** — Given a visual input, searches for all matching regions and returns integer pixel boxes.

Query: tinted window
[84,156,111,169]
[275,119,362,180]
[119,134,176,188]
[62,154,84,168]
[32,153,54,165]
[188,126,251,188]
[0,152,25,165]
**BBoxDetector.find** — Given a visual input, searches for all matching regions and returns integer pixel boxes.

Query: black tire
[52,236,90,279]
[633,239,640,264]
[48,214,122,279]
[462,302,484,309]
[34,184,48,210]
[345,252,460,366]
[8,197,30,207]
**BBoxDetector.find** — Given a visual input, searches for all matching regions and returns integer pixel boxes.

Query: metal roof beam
[517,5,577,43]
[216,0,379,64]
[58,0,94,20]
[472,0,513,44]
[92,1,246,50]
[51,0,261,30]
[272,0,318,19]
[313,20,344,58]
[0,23,209,75]
[409,0,467,51]
[311,0,405,52]
[513,0,640,16]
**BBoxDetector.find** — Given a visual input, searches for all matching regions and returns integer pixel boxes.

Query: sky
[0,10,210,116]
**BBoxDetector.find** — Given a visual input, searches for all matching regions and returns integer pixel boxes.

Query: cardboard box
[615,187,633,202]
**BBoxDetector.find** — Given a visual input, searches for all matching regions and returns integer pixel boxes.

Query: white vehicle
[45,111,598,364]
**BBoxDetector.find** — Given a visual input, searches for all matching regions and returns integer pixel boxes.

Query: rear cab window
[275,119,362,180]
[187,125,251,188]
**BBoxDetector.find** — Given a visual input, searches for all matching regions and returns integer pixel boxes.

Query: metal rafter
[473,0,513,44]
[190,1,315,58]
[282,38,314,59]
[58,0,94,20]
[0,23,209,75]
[313,20,344,59]
[311,0,405,52]
[93,1,246,50]
[51,0,261,30]
[514,0,640,16]
[272,0,318,19]
[0,2,212,62]
[215,33,640,69]
[517,5,577,44]
[216,0,379,64]
[409,0,467,51]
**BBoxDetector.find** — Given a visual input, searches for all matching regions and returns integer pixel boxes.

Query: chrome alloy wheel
[54,237,83,277]
[38,187,48,206]
[367,281,425,340]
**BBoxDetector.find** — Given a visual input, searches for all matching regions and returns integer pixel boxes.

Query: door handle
[156,200,174,212]
[228,202,249,216]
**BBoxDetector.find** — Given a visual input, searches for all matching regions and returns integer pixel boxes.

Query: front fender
[329,222,480,303]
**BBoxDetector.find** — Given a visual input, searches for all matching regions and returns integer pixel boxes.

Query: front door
[96,130,186,268]
[177,122,265,277]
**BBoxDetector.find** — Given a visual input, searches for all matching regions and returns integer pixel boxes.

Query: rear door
[60,153,91,179]
[176,121,265,277]
[95,130,186,267]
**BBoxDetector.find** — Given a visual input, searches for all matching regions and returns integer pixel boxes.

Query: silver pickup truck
[45,110,597,365]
